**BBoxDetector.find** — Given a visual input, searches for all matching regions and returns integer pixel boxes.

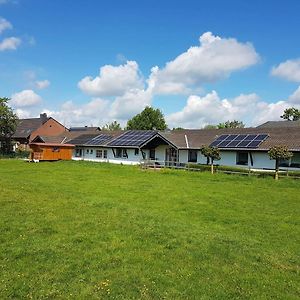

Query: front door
[149,149,155,160]
[165,148,178,166]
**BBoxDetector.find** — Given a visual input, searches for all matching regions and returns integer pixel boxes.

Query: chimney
[40,113,48,123]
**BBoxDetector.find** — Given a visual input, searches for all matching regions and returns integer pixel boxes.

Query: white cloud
[110,88,152,120]
[43,98,110,128]
[0,36,21,51]
[271,59,300,82]
[11,90,42,107]
[14,108,31,119]
[78,61,144,97]
[166,89,300,129]
[150,32,260,95]
[35,80,50,90]
[0,17,12,34]
[287,85,300,104]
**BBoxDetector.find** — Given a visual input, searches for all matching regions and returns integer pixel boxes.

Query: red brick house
[13,113,68,149]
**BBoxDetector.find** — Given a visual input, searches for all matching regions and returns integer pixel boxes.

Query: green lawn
[0,160,299,299]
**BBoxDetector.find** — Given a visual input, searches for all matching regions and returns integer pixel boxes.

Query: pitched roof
[257,120,300,128]
[60,126,300,152]
[13,117,48,138]
[69,126,101,132]
[160,127,300,151]
[67,131,123,146]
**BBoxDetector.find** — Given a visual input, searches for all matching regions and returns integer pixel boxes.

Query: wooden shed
[29,142,74,161]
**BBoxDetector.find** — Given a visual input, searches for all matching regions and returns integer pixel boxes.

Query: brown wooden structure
[29,142,74,161]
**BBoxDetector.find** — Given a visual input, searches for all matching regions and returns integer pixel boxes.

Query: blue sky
[1,0,300,128]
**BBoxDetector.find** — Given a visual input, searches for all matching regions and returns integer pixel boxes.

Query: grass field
[0,159,299,299]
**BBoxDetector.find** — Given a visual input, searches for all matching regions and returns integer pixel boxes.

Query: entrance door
[165,148,178,166]
[149,149,155,160]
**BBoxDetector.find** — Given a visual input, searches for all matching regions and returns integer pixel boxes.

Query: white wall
[154,145,168,162]
[72,146,292,170]
[72,147,143,165]
[251,152,275,169]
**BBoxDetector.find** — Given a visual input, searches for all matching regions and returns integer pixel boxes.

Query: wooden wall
[30,144,73,161]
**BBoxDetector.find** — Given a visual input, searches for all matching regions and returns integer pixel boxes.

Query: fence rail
[140,159,300,179]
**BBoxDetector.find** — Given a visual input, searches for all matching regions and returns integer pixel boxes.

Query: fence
[140,159,300,179]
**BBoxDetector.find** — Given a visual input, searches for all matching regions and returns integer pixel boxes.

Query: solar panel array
[210,134,268,148]
[85,134,113,146]
[68,134,100,145]
[107,130,156,147]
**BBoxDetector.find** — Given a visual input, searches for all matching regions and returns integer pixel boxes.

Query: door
[165,148,178,166]
[149,149,155,160]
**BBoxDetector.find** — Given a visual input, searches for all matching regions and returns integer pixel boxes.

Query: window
[75,148,82,157]
[188,150,197,163]
[150,149,155,160]
[115,148,128,158]
[135,148,139,155]
[279,158,290,167]
[103,150,107,158]
[116,148,122,158]
[96,150,103,158]
[87,149,89,154]
[236,152,248,165]
[52,146,60,152]
[90,149,93,154]
[290,153,300,168]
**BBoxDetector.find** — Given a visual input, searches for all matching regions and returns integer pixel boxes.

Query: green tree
[203,124,218,129]
[217,120,245,129]
[268,145,293,180]
[172,127,184,130]
[126,106,167,130]
[0,98,18,154]
[280,107,300,121]
[200,145,221,174]
[102,120,122,131]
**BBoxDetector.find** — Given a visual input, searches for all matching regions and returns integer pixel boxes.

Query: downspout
[249,152,254,167]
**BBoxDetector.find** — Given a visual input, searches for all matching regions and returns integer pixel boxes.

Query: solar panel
[68,134,100,145]
[107,130,157,147]
[85,134,113,145]
[210,134,268,149]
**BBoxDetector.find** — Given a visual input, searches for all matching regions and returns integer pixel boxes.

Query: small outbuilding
[29,142,74,161]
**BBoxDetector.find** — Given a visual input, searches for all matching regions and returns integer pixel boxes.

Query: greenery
[101,121,122,131]
[204,120,245,129]
[200,145,221,174]
[268,145,293,180]
[1,160,298,299]
[127,106,167,130]
[217,120,245,129]
[280,107,300,121]
[0,97,18,154]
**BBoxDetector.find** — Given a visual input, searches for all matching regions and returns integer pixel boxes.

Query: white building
[66,126,300,171]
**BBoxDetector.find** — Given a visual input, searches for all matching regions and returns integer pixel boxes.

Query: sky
[1,0,300,128]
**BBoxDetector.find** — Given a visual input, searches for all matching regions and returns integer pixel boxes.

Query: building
[28,127,101,161]
[29,142,74,161]
[13,113,68,149]
[65,127,300,171]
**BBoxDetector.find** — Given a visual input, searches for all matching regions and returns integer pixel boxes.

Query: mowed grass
[0,160,299,299]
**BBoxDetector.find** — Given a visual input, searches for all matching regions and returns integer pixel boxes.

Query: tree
[280,107,300,121]
[203,124,218,129]
[268,145,293,180]
[172,127,185,130]
[200,145,221,174]
[126,106,167,130]
[102,120,122,131]
[217,120,245,129]
[0,97,18,154]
